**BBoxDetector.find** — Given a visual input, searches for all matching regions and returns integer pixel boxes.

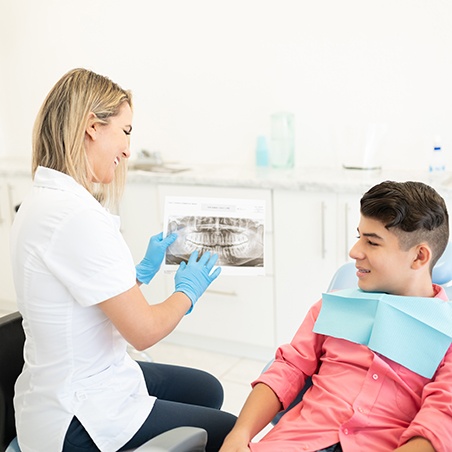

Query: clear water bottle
[270,112,295,169]
[429,136,445,173]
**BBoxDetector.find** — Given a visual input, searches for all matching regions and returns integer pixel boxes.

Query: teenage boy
[220,181,452,452]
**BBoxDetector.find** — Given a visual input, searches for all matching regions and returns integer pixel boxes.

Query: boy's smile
[349,215,427,296]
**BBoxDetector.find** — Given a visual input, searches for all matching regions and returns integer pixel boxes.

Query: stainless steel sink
[130,150,190,174]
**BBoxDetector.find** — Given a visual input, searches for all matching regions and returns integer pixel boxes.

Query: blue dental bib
[313,288,452,378]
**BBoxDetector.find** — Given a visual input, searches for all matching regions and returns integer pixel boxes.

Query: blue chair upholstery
[5,436,19,452]
[433,242,452,286]
[0,312,207,452]
[326,262,357,292]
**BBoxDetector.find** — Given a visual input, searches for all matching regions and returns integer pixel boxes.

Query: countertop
[2,156,452,195]
[127,164,452,195]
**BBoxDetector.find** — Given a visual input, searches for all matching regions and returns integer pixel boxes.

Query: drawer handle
[205,289,238,297]
[7,184,14,223]
[321,201,326,259]
[345,202,349,261]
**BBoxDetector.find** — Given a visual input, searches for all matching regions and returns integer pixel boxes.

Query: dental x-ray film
[163,196,266,275]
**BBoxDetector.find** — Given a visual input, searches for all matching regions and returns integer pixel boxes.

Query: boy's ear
[411,244,431,270]
[85,112,98,141]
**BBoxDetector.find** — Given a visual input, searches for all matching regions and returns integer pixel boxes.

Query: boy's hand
[219,431,251,452]
[219,445,251,452]
[136,232,177,284]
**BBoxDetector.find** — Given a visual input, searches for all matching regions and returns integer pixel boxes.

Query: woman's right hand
[174,250,221,313]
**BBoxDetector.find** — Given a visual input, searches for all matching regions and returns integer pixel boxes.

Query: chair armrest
[134,426,207,452]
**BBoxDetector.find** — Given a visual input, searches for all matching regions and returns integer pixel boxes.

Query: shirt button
[76,391,87,401]
[343,428,349,435]
[372,373,379,380]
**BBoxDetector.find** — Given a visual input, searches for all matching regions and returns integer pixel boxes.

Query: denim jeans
[63,361,236,452]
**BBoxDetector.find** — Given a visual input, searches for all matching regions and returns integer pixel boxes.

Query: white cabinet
[157,184,275,358]
[0,182,14,308]
[272,190,338,344]
[120,182,276,359]
[272,191,366,346]
[119,181,170,304]
[0,174,33,311]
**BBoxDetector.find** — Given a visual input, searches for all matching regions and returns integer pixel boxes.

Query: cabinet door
[172,274,275,351]
[272,190,337,345]
[336,193,363,266]
[157,184,275,357]
[0,175,33,310]
[119,181,168,303]
[0,181,15,307]
[6,175,33,222]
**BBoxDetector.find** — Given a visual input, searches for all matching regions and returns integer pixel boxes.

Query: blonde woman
[10,68,236,452]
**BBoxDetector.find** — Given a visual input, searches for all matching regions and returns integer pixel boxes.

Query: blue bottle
[256,135,269,167]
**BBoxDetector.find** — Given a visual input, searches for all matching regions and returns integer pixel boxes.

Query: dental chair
[268,242,452,426]
[0,312,207,452]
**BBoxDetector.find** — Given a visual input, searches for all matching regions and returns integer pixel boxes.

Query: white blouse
[10,167,155,451]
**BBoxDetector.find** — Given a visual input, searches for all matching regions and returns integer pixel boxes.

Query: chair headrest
[432,242,452,285]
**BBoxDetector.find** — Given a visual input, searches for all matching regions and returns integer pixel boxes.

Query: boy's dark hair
[360,180,449,269]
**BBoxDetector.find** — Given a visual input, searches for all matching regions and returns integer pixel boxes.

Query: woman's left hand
[136,232,177,284]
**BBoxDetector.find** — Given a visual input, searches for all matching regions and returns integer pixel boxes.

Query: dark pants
[317,444,342,452]
[63,361,237,452]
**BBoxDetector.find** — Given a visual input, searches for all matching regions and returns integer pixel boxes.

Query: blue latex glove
[174,250,222,314]
[136,232,178,284]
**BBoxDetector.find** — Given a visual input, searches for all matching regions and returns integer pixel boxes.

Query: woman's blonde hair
[32,68,132,208]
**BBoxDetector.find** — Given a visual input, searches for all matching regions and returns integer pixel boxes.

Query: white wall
[1,0,452,171]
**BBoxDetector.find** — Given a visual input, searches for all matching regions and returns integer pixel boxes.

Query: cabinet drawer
[164,273,275,348]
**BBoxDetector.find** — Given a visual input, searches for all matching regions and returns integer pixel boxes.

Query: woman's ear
[412,244,432,270]
[85,112,98,141]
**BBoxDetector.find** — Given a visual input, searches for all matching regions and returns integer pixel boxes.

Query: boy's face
[349,215,417,296]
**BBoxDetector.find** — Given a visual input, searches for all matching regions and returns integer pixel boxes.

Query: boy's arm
[393,437,435,452]
[399,344,452,450]
[219,383,282,452]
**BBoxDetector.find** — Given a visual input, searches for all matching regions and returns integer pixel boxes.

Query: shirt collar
[34,166,98,204]
[433,283,448,301]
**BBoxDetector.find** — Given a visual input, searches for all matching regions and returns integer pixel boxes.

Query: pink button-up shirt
[251,285,452,452]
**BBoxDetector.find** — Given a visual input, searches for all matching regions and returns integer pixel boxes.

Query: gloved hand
[174,250,222,314]
[136,232,178,284]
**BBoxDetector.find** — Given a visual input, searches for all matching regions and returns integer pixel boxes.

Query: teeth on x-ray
[166,216,264,267]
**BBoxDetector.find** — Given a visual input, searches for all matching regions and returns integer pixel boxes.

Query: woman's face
[85,102,133,184]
